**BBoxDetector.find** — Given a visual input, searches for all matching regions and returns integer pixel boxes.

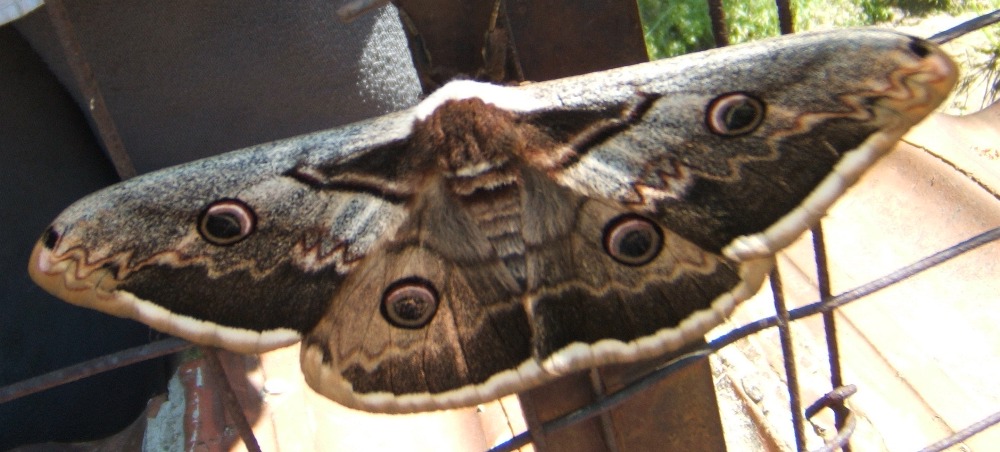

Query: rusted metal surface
[0,338,190,405]
[201,348,262,452]
[519,371,610,451]
[602,355,727,451]
[513,346,726,452]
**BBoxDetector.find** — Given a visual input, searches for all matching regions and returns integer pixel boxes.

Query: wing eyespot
[197,199,256,246]
[381,277,439,329]
[908,38,931,58]
[41,226,61,249]
[706,92,765,136]
[603,214,663,266]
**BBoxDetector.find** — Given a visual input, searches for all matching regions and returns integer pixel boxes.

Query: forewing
[29,112,417,353]
[519,29,956,260]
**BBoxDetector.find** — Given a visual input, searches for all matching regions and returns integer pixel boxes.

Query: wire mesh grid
[1,2,998,451]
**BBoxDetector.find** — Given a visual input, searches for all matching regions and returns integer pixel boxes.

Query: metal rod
[587,369,621,452]
[918,409,1000,452]
[706,0,729,47]
[201,348,263,452]
[770,268,807,451]
[929,9,1000,44]
[804,385,858,452]
[812,225,851,451]
[45,0,137,179]
[0,338,191,404]
[492,226,1000,452]
[775,0,794,34]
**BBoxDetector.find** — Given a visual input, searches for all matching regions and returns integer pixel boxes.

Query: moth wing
[300,179,539,413]
[518,29,956,260]
[518,178,770,375]
[299,165,770,413]
[29,113,419,354]
[503,28,955,386]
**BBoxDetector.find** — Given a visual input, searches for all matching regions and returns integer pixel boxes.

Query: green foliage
[860,0,895,22]
[725,0,780,43]
[638,0,964,58]
[638,0,781,59]
[638,0,1000,109]
[891,0,951,15]
[637,0,714,59]
[976,30,1000,106]
[953,26,1000,110]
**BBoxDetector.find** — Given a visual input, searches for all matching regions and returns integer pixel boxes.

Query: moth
[29,29,956,414]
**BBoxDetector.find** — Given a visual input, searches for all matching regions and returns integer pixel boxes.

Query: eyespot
[197,199,256,246]
[381,278,439,329]
[603,214,663,266]
[908,39,931,58]
[706,92,765,136]
[41,226,60,249]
